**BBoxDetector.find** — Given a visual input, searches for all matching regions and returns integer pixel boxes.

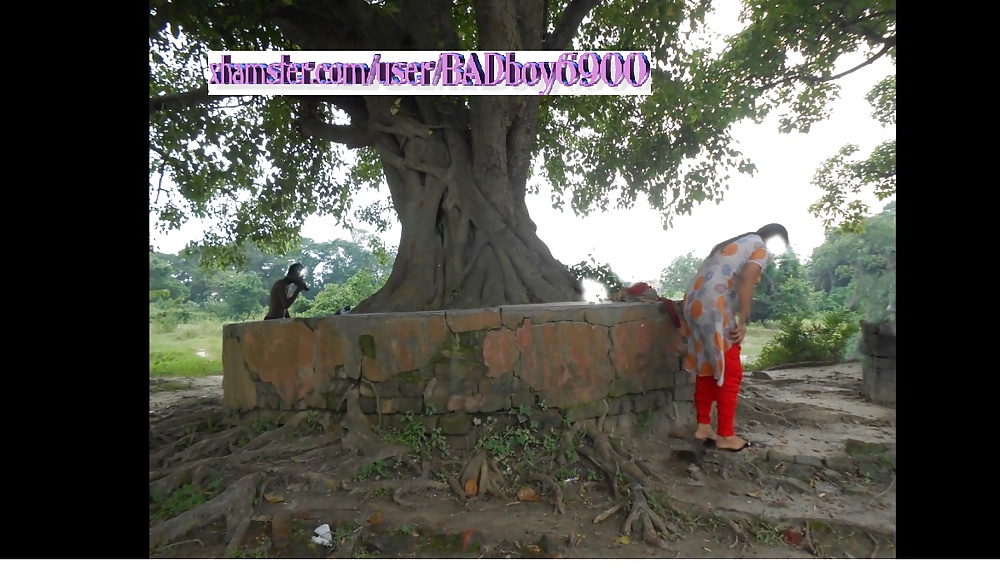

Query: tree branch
[757,38,894,90]
[150,86,223,116]
[544,0,604,51]
[295,116,372,149]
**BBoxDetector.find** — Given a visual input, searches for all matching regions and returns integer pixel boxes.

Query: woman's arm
[736,262,764,324]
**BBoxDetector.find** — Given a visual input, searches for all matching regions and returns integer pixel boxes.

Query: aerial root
[593,501,628,524]
[168,426,249,466]
[573,418,676,549]
[149,472,263,550]
[722,516,749,548]
[621,481,671,549]
[525,473,565,514]
[149,456,231,498]
[238,411,314,453]
[151,409,224,437]
[459,451,509,501]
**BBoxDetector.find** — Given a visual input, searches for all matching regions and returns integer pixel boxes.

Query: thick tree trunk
[267,0,598,313]
[352,95,584,313]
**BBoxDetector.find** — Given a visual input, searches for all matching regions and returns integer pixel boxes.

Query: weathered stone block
[445,434,475,452]
[239,319,320,408]
[844,438,890,457]
[315,312,451,383]
[824,454,857,475]
[609,319,673,395]
[416,414,439,432]
[533,409,566,431]
[583,303,658,327]
[500,302,593,328]
[378,397,424,414]
[768,449,795,465]
[647,390,670,411]
[360,379,400,399]
[396,371,427,397]
[605,396,628,415]
[446,308,502,333]
[859,320,896,358]
[322,379,354,398]
[482,328,518,378]
[509,390,535,409]
[439,413,473,435]
[222,335,258,412]
[862,355,895,405]
[423,376,477,413]
[674,376,696,402]
[564,400,610,423]
[447,393,511,413]
[325,391,347,411]
[478,375,523,395]
[433,359,488,385]
[256,381,278,399]
[783,463,818,483]
[516,320,614,408]
[359,396,377,414]
[794,455,825,469]
[631,394,654,413]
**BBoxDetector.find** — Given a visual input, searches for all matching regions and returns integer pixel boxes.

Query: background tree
[808,200,895,321]
[809,76,895,232]
[150,0,895,313]
[656,252,702,299]
[750,252,816,322]
[219,272,267,320]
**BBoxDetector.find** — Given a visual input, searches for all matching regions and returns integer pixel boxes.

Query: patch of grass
[150,478,225,523]
[746,515,783,545]
[378,411,451,459]
[356,460,389,481]
[149,319,224,377]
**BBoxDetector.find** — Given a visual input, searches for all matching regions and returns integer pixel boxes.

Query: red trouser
[694,343,743,437]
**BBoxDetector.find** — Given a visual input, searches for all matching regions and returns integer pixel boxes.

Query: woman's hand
[729,322,746,346]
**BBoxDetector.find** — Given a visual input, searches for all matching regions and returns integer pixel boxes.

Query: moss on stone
[359,335,376,358]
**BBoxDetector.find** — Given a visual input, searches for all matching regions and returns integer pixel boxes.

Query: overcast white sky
[149,1,896,285]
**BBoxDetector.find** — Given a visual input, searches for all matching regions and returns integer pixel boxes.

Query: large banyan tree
[149,0,896,314]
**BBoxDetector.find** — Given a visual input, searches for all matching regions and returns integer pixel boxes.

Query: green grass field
[149,320,224,377]
[740,325,777,365]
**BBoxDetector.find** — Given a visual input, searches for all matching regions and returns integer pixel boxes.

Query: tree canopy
[150,0,895,312]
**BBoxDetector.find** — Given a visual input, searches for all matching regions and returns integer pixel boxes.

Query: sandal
[716,440,757,453]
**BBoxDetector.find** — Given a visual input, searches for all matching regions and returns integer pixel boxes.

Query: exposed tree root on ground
[459,451,509,501]
[150,387,695,555]
[149,471,262,552]
[525,473,565,514]
[561,419,679,549]
[149,386,421,551]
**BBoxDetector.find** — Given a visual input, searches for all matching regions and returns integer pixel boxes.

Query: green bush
[747,309,859,371]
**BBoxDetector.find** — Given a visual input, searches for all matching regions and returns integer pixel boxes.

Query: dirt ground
[148,362,895,559]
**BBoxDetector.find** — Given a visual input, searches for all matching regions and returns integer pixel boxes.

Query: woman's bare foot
[693,423,717,441]
[715,435,750,451]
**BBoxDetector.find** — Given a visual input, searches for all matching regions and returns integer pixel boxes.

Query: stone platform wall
[860,320,896,406]
[222,301,692,441]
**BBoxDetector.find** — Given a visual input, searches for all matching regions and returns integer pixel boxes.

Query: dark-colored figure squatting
[265,263,310,320]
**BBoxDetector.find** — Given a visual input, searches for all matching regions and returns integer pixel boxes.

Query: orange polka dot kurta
[681,234,773,386]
